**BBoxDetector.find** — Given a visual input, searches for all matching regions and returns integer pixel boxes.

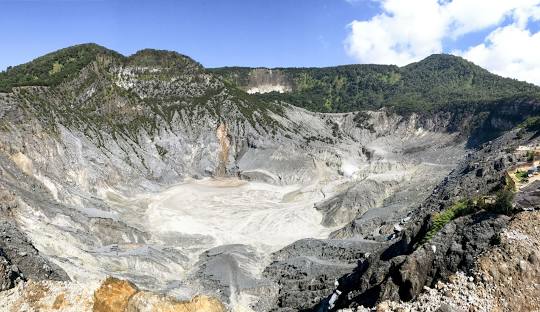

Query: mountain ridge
[3,44,540,113]
[211,53,540,114]
[3,44,540,149]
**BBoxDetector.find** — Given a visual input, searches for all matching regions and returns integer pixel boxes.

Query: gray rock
[189,244,277,308]
[0,220,69,282]
[308,129,533,311]
[0,251,19,291]
[263,239,388,311]
[514,180,540,211]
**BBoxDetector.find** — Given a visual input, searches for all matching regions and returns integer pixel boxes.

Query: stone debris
[0,276,226,312]
[0,279,95,312]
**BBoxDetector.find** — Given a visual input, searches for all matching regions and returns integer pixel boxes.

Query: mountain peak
[404,53,485,73]
[0,43,122,92]
[127,49,202,70]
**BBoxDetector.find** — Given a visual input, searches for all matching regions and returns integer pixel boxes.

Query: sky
[1,0,540,85]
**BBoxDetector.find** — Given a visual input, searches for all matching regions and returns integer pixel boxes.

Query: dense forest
[2,44,540,117]
[0,44,204,93]
[0,44,124,92]
[211,55,540,114]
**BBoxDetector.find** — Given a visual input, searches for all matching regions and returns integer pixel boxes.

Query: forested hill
[2,44,540,120]
[211,54,540,114]
[0,44,122,92]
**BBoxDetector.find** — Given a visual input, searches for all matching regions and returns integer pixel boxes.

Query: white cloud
[444,0,538,36]
[345,0,446,65]
[345,0,540,85]
[456,24,540,85]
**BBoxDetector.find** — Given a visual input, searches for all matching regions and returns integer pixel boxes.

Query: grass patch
[515,170,529,183]
[423,199,473,242]
[519,116,540,131]
[423,189,515,243]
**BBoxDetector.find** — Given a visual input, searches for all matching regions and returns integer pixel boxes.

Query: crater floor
[146,178,336,255]
[18,177,339,310]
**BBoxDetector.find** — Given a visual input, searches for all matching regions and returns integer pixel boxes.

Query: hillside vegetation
[0,44,286,143]
[3,44,540,120]
[211,55,540,114]
[0,44,122,92]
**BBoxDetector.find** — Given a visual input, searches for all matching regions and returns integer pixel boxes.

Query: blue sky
[1,0,540,84]
[0,0,376,69]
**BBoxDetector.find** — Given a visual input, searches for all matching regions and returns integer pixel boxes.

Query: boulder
[93,277,139,312]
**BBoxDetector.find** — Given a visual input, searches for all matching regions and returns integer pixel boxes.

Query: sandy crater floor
[146,178,336,256]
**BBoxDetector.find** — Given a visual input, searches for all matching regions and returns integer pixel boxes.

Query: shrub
[423,189,516,243]
[423,199,474,242]
[520,116,540,131]
[515,170,529,182]
[527,150,535,162]
[487,189,515,215]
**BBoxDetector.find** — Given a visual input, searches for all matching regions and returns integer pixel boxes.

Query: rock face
[189,244,277,309]
[0,251,19,291]
[243,69,293,94]
[0,189,68,289]
[315,180,390,227]
[0,220,69,283]
[0,188,64,290]
[352,210,540,312]
[388,212,509,302]
[514,180,540,210]
[263,239,387,311]
[215,123,231,177]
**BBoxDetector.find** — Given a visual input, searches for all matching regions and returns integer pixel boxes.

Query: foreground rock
[0,220,69,284]
[476,210,540,311]
[0,276,226,312]
[344,210,540,312]
[513,180,540,210]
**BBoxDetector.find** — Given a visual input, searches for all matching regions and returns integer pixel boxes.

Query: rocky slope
[302,127,540,312]
[346,208,540,312]
[0,44,539,311]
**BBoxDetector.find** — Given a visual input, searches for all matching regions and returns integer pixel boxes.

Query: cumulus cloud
[345,0,446,65]
[345,0,540,84]
[456,12,540,84]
